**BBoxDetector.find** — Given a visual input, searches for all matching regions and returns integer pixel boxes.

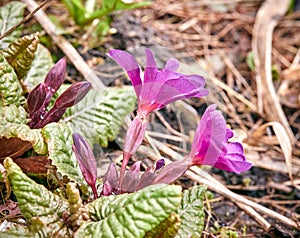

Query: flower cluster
[73,48,252,197]
[107,49,209,181]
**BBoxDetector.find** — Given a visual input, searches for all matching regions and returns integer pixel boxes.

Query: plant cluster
[0,1,252,237]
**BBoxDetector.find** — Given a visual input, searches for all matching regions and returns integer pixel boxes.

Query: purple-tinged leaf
[27,83,47,116]
[101,163,119,196]
[72,133,98,199]
[54,81,91,109]
[44,58,67,106]
[135,159,165,190]
[154,159,191,185]
[121,161,141,192]
[31,107,66,129]
[136,171,157,191]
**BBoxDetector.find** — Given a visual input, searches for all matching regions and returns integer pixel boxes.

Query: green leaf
[96,0,152,15]
[0,1,25,49]
[4,157,67,222]
[0,52,25,107]
[114,0,152,11]
[145,213,181,238]
[176,185,207,238]
[23,43,53,91]
[76,184,182,238]
[0,228,36,238]
[64,86,136,147]
[246,51,255,71]
[1,216,73,237]
[70,0,152,25]
[42,122,85,184]
[0,104,27,124]
[62,0,87,25]
[0,123,47,155]
[2,33,40,81]
[3,158,71,237]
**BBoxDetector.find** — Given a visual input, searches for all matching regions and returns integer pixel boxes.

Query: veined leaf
[64,86,136,147]
[0,104,27,124]
[4,158,68,222]
[0,52,24,106]
[176,185,207,237]
[0,1,25,49]
[42,122,85,184]
[0,123,47,155]
[3,158,70,237]
[76,184,182,238]
[145,213,181,238]
[0,216,71,237]
[2,33,39,80]
[23,44,53,91]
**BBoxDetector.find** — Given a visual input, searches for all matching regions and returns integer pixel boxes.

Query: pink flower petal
[189,105,252,174]
[107,49,142,96]
[214,142,252,173]
[157,75,209,106]
[164,58,179,71]
[144,48,158,83]
[190,104,226,166]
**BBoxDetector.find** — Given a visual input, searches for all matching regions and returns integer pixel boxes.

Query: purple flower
[189,104,252,174]
[107,49,208,182]
[107,49,208,117]
[72,133,98,199]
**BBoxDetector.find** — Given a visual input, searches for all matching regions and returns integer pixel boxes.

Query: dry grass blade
[250,122,296,188]
[187,167,300,230]
[252,0,295,143]
[245,150,300,176]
